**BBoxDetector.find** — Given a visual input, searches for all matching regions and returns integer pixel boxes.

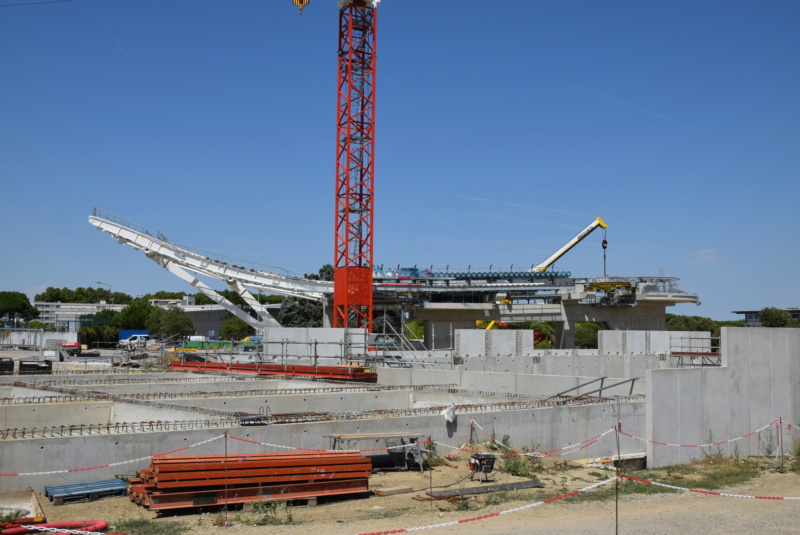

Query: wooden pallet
[44,479,128,505]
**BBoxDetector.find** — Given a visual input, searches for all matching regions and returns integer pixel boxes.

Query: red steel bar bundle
[128,451,371,511]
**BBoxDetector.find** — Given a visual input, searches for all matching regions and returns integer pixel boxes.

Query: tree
[759,307,793,328]
[531,321,556,348]
[373,310,403,336]
[0,291,39,321]
[574,322,601,349]
[666,314,717,333]
[113,298,155,329]
[80,309,116,330]
[279,298,323,328]
[35,286,132,304]
[221,315,253,340]
[79,327,98,348]
[305,264,334,281]
[404,319,425,340]
[256,294,287,305]
[146,307,195,340]
[194,293,215,306]
[96,324,119,345]
[273,265,334,327]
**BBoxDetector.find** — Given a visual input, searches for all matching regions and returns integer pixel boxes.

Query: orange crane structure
[295,0,379,331]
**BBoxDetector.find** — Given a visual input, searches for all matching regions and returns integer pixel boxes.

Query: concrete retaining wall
[0,399,645,492]
[260,327,367,358]
[174,391,413,414]
[647,327,799,467]
[460,354,666,379]
[379,368,644,397]
[0,402,113,429]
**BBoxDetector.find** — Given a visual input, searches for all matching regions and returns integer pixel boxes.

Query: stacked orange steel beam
[167,361,377,382]
[128,452,371,511]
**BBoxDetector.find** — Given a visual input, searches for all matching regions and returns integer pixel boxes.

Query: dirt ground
[38,454,800,535]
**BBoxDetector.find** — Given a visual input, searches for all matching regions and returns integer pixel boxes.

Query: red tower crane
[292,0,379,331]
[332,0,378,330]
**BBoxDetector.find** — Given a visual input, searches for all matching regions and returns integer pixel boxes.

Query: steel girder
[88,215,331,324]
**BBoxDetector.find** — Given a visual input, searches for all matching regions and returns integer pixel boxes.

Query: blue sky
[1,0,798,321]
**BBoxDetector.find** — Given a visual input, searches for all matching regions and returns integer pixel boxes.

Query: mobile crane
[529,217,607,272]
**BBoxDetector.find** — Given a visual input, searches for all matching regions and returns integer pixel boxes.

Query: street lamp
[96,281,112,304]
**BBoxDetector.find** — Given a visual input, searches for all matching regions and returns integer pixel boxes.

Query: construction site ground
[38,455,800,535]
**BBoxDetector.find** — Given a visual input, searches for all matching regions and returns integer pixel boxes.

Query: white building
[32,301,125,332]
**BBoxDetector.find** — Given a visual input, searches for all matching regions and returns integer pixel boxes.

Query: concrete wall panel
[488,331,516,357]
[0,403,113,429]
[457,330,485,357]
[377,367,412,385]
[460,372,516,394]
[0,400,647,493]
[175,391,412,414]
[648,328,800,468]
[701,367,730,455]
[110,402,217,423]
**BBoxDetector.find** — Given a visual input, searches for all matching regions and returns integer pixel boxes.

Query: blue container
[118,329,150,342]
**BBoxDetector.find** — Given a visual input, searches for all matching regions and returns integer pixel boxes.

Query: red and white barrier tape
[2,418,791,478]
[470,420,614,458]
[230,435,431,454]
[351,476,618,535]
[2,524,118,535]
[0,434,224,477]
[617,419,779,448]
[442,419,474,458]
[620,474,800,500]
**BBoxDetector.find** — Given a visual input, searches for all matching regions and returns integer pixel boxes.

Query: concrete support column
[555,320,574,349]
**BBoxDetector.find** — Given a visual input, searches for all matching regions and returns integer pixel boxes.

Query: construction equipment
[530,217,607,272]
[290,0,382,330]
[469,453,496,483]
[332,0,381,330]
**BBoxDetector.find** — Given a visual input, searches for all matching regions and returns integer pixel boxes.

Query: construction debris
[374,486,414,496]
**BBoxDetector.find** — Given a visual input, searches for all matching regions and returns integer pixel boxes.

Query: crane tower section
[334,0,378,330]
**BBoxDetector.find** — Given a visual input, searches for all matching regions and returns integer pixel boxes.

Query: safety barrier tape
[0,418,790,478]
[0,435,224,477]
[469,419,614,457]
[229,434,433,453]
[351,476,619,535]
[616,419,779,448]
[444,419,473,458]
[620,474,800,500]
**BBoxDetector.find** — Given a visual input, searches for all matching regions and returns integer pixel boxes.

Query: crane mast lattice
[334,1,377,330]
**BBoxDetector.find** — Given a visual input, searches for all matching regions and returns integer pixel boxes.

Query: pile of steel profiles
[128,452,372,511]
[167,361,377,381]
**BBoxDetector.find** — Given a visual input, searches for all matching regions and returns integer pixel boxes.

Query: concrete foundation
[0,326,796,496]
